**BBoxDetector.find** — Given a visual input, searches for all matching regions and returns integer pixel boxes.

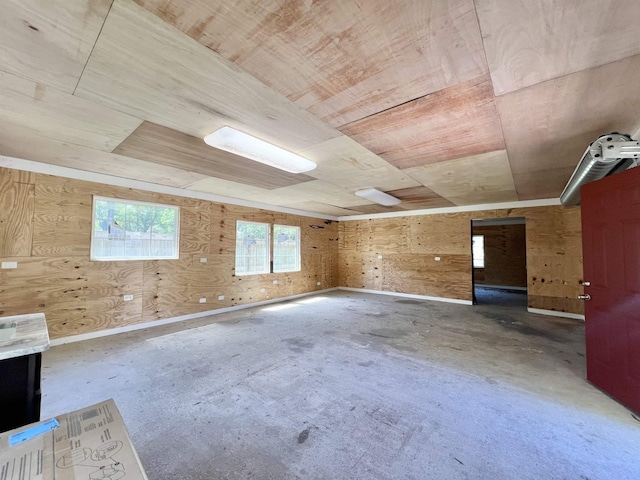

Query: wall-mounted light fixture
[355,188,401,206]
[204,126,317,174]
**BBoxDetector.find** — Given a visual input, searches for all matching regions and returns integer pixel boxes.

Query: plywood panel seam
[72,0,116,96]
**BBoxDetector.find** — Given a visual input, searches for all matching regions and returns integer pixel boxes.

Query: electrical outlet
[199,297,206,303]
[434,256,441,261]
[123,294,134,301]
[260,288,266,293]
[218,295,225,301]
[377,255,383,259]
[273,280,278,284]
[200,257,207,263]
[317,282,321,286]
[1,262,18,269]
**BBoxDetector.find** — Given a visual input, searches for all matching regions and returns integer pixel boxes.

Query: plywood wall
[339,206,584,315]
[0,168,338,339]
[473,224,527,288]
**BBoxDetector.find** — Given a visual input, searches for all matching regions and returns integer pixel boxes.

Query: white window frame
[90,196,180,261]
[273,224,301,273]
[472,234,485,268]
[235,220,270,276]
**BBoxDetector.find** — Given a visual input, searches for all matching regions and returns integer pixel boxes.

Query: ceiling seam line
[72,0,115,96]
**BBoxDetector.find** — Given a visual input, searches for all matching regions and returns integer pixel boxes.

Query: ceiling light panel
[204,126,317,173]
[355,188,401,206]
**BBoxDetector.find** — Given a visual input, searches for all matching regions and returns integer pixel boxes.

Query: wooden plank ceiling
[1,0,640,217]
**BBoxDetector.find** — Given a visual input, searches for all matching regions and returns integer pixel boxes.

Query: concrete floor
[41,290,640,479]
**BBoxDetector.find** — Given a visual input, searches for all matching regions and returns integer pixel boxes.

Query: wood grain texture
[496,54,640,199]
[528,295,584,315]
[114,122,313,190]
[404,150,517,205]
[298,135,420,191]
[387,186,455,210]
[0,168,338,338]
[383,254,472,300]
[1,124,208,188]
[0,0,112,92]
[476,0,640,95]
[0,256,144,337]
[507,206,582,257]
[473,224,527,287]
[0,168,34,256]
[339,205,584,313]
[347,204,407,215]
[339,75,505,169]
[135,0,487,127]
[74,0,339,150]
[0,71,142,152]
[409,214,473,255]
[267,180,374,209]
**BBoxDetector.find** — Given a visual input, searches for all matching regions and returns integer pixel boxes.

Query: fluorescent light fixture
[355,188,401,206]
[204,126,316,173]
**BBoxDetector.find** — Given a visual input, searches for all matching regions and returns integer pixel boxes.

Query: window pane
[91,197,179,261]
[273,225,300,273]
[472,235,485,268]
[235,221,270,275]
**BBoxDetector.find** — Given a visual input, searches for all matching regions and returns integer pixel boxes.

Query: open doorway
[471,217,527,307]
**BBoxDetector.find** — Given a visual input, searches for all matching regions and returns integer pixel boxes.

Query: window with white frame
[273,225,300,272]
[91,196,179,261]
[472,235,485,268]
[235,221,270,275]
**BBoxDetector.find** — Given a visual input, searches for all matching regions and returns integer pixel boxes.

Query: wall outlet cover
[199,298,206,303]
[1,262,18,269]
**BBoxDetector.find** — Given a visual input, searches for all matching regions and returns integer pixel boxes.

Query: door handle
[578,294,591,301]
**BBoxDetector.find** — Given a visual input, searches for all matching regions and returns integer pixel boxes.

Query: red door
[581,165,640,413]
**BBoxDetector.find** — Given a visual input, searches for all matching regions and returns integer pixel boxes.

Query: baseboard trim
[338,287,473,305]
[50,288,340,346]
[527,308,585,321]
[475,284,528,292]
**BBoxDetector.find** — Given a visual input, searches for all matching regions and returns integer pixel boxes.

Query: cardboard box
[0,399,148,479]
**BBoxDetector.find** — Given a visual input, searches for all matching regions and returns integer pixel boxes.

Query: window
[235,221,301,275]
[235,221,270,275]
[472,235,485,268]
[273,225,300,272]
[91,196,179,261]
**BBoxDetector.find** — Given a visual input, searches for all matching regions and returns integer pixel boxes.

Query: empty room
[1,1,639,479]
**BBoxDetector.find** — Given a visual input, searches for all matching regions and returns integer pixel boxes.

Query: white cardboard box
[0,398,148,479]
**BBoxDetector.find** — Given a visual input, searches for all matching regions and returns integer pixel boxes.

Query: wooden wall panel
[383,254,471,299]
[0,256,143,337]
[409,214,471,256]
[0,168,34,256]
[473,224,527,287]
[0,168,338,339]
[339,205,584,314]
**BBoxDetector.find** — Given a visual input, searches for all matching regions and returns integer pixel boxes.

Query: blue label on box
[9,418,59,446]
